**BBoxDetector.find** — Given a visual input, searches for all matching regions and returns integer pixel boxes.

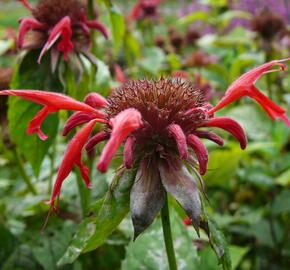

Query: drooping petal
[38,16,73,63]
[62,111,100,136]
[167,123,188,159]
[84,92,108,108]
[97,108,143,173]
[130,158,165,239]
[0,90,104,140]
[75,155,91,188]
[18,18,46,48]
[187,134,208,175]
[123,136,136,169]
[85,20,108,39]
[202,117,247,149]
[26,106,54,140]
[85,131,109,152]
[194,130,224,146]
[47,119,97,209]
[114,64,127,84]
[209,59,290,125]
[18,0,33,12]
[159,158,201,234]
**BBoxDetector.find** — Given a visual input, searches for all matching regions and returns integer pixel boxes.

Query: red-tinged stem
[161,194,178,270]
[13,148,37,195]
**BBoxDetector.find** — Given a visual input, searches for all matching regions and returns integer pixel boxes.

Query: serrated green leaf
[58,169,137,265]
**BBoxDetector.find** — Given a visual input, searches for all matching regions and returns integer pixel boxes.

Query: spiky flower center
[33,0,85,26]
[106,78,208,151]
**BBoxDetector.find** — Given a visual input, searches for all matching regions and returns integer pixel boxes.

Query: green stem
[48,141,56,194]
[161,194,178,270]
[13,148,37,195]
[87,0,94,20]
[75,169,90,217]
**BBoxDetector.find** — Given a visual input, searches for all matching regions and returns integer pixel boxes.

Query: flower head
[1,59,289,235]
[18,0,108,63]
[129,0,161,21]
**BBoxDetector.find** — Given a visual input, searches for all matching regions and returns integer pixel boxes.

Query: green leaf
[139,47,166,75]
[58,169,137,265]
[109,6,125,54]
[8,99,59,177]
[0,225,16,268]
[229,245,248,270]
[121,209,199,270]
[276,168,290,186]
[272,190,290,215]
[178,11,210,26]
[207,218,232,270]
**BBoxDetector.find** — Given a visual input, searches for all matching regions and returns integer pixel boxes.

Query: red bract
[47,119,98,209]
[18,0,108,62]
[209,59,290,126]
[0,90,104,140]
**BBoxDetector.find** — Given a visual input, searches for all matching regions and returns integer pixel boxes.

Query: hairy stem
[13,148,37,195]
[161,194,178,270]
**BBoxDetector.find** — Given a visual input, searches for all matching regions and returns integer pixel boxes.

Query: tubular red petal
[114,64,127,83]
[18,18,46,48]
[123,136,136,169]
[194,130,224,146]
[47,119,97,208]
[249,86,290,126]
[84,93,108,108]
[85,20,108,39]
[38,16,73,63]
[209,59,290,126]
[97,108,143,173]
[62,111,98,136]
[18,0,33,11]
[203,117,247,149]
[167,123,188,159]
[76,156,92,188]
[85,131,109,152]
[187,134,208,175]
[26,106,52,140]
[129,2,142,20]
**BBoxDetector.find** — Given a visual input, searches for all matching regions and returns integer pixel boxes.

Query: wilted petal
[38,16,73,63]
[194,130,224,146]
[63,111,100,136]
[97,108,143,173]
[187,134,208,175]
[167,123,188,159]
[85,131,109,152]
[18,18,46,48]
[85,20,108,39]
[123,136,136,169]
[209,59,290,126]
[130,158,165,239]
[47,119,97,209]
[84,92,108,108]
[159,158,201,234]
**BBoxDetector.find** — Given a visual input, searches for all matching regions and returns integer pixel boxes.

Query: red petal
[167,123,188,159]
[114,64,127,84]
[62,111,99,136]
[172,70,190,80]
[187,134,208,175]
[84,93,108,108]
[85,20,108,39]
[85,131,109,152]
[194,130,224,146]
[123,136,136,169]
[18,0,33,11]
[47,119,97,208]
[76,155,92,188]
[203,117,247,149]
[18,18,46,48]
[38,16,73,63]
[129,2,142,20]
[209,59,290,125]
[97,108,142,173]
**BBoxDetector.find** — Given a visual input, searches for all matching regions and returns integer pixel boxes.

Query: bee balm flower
[18,0,108,63]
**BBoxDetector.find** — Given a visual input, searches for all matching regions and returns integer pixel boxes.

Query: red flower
[209,59,290,126]
[18,0,108,63]
[129,0,161,21]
